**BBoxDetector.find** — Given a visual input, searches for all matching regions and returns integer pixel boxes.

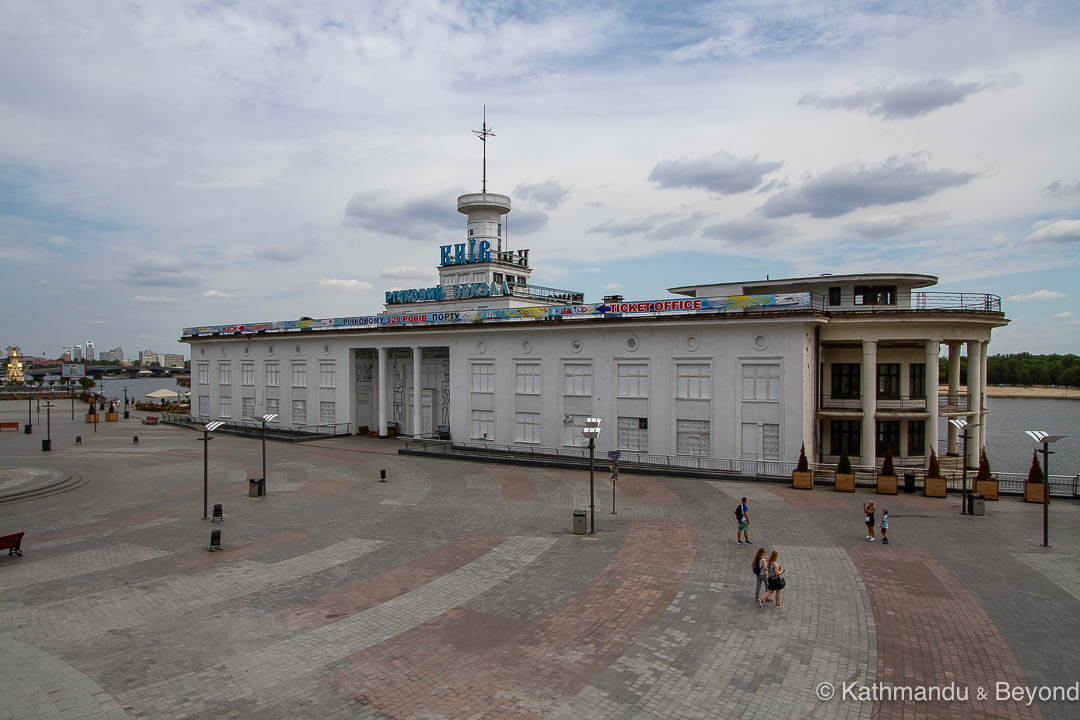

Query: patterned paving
[1,407,1079,719]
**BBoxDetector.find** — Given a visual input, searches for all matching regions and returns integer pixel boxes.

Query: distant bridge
[25,365,187,380]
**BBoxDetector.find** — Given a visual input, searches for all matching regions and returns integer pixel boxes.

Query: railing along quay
[162,413,351,441]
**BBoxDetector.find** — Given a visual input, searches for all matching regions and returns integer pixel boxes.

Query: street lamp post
[42,401,53,451]
[199,421,225,519]
[949,417,979,515]
[26,393,32,433]
[1025,431,1065,548]
[582,418,602,534]
[260,413,278,496]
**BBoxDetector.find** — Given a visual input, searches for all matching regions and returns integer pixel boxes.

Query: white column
[966,340,983,469]
[412,346,422,437]
[861,340,877,467]
[377,346,388,437]
[925,340,940,459]
[947,341,962,455]
[979,340,989,453]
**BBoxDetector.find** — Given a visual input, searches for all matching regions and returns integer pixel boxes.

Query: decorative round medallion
[625,337,639,352]
[686,335,700,352]
[477,340,487,354]
[752,334,770,351]
[522,339,533,354]
[570,338,583,353]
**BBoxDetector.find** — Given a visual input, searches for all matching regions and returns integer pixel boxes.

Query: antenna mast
[472,105,495,193]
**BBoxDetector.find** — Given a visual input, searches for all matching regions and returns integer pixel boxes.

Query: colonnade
[375,345,428,439]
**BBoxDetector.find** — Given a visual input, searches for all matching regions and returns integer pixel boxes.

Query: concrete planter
[792,470,814,490]
[976,479,998,500]
[1024,482,1045,503]
[86,414,99,423]
[834,473,855,492]
[877,474,898,495]
[924,476,947,498]
[105,412,119,422]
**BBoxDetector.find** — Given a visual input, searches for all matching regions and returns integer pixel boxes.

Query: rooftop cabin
[669,272,1002,313]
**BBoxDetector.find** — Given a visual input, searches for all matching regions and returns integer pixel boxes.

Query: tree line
[940,353,1080,388]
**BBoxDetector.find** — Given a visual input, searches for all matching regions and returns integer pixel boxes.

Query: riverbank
[945,384,1080,399]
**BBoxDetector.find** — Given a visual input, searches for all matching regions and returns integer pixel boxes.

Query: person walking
[881,509,889,544]
[863,501,876,541]
[752,548,768,606]
[760,550,785,608]
[736,496,751,544]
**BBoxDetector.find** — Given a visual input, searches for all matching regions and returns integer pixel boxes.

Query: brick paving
[1,400,1079,719]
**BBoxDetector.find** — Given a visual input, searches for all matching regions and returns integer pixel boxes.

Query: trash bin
[249,478,261,497]
[24,423,31,434]
[971,495,986,516]
[904,472,916,493]
[258,478,266,496]
[573,510,587,535]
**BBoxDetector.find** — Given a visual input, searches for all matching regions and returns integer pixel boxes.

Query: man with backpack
[736,496,751,544]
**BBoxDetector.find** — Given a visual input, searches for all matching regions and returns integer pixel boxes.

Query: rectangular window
[830,420,861,456]
[742,364,780,401]
[877,363,900,399]
[563,363,593,396]
[562,415,587,447]
[909,363,926,399]
[320,401,335,424]
[265,361,279,387]
[876,421,900,457]
[291,362,306,388]
[198,395,209,416]
[762,423,780,461]
[617,416,648,452]
[854,285,897,305]
[241,362,254,386]
[219,396,231,418]
[617,363,649,398]
[218,362,231,385]
[292,399,307,425]
[197,363,209,385]
[266,397,279,418]
[471,362,495,393]
[319,362,336,389]
[677,363,711,400]
[515,362,540,394]
[828,286,842,306]
[831,363,860,399]
[676,419,711,455]
[471,409,495,440]
[515,412,541,444]
[908,420,926,456]
[241,397,254,419]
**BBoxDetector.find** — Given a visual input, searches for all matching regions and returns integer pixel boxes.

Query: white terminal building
[182,183,1007,471]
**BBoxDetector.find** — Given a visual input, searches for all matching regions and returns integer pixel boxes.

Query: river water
[68,377,1080,476]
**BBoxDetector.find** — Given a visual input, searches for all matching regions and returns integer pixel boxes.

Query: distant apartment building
[139,349,158,366]
[61,351,71,362]
[85,340,95,361]
[99,347,124,362]
[72,345,84,361]
[162,353,185,368]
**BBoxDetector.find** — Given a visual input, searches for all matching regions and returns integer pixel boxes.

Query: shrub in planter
[792,443,814,489]
[1024,449,1045,504]
[975,448,998,500]
[877,444,898,495]
[835,449,855,492]
[924,448,947,498]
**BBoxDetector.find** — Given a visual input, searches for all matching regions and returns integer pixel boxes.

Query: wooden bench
[0,422,19,431]
[0,531,24,557]
[142,416,159,425]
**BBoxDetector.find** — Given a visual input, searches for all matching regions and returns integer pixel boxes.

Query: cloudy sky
[2,0,1079,359]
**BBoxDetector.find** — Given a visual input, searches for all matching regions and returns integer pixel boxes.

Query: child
[881,509,889,544]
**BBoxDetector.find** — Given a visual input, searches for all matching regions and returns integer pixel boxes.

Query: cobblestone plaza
[1,401,1077,719]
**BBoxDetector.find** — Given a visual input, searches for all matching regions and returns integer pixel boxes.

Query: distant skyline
[2,1,1079,356]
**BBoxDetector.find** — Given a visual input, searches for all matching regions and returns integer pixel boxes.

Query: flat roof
[669,272,938,296]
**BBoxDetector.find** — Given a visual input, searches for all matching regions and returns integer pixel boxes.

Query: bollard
[212,504,223,522]
[379,469,387,482]
[76,436,82,445]
[208,529,222,551]
[133,435,139,445]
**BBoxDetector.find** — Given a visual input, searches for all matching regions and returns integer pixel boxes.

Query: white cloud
[378,266,434,280]
[1007,290,1066,302]
[1025,219,1080,245]
[1057,311,1074,319]
[202,290,233,298]
[132,296,177,304]
[320,278,372,290]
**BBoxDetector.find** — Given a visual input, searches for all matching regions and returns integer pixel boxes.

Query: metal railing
[163,413,351,441]
[820,394,929,411]
[815,291,1001,313]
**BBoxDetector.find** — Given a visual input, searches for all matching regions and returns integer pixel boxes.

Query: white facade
[183,191,1008,469]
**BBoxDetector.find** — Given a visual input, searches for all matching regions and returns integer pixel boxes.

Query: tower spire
[471,105,496,194]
